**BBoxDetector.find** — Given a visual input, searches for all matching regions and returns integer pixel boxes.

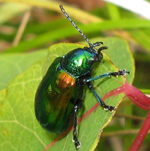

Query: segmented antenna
[59,5,93,48]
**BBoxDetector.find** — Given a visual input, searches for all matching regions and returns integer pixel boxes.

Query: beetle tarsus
[92,42,103,47]
[103,104,116,112]
[73,105,81,150]
[98,46,108,52]
[73,135,81,150]
[111,70,130,77]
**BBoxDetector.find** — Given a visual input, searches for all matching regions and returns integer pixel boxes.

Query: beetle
[35,5,129,150]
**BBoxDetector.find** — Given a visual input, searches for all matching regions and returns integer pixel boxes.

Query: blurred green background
[0,0,150,151]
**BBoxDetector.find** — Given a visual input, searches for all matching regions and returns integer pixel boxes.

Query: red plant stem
[104,81,150,151]
[104,81,150,110]
[128,110,150,151]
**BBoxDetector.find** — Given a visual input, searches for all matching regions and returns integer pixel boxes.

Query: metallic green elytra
[35,5,130,150]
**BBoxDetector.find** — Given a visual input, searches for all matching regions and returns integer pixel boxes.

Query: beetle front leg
[86,69,130,82]
[87,82,115,111]
[72,105,81,150]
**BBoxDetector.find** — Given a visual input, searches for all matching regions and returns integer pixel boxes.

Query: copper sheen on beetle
[35,5,130,150]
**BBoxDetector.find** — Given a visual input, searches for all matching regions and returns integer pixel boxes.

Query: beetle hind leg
[72,105,81,150]
[87,82,115,112]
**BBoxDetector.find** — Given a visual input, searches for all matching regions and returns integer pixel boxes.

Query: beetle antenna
[60,5,93,48]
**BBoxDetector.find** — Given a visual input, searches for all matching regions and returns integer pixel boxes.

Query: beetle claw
[73,136,81,150]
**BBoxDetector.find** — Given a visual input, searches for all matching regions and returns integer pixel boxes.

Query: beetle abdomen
[35,59,77,133]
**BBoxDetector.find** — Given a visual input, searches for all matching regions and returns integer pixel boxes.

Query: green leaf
[0,50,47,90]
[0,38,134,151]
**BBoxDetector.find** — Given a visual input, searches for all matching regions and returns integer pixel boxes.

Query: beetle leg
[72,105,81,150]
[86,69,130,82]
[87,82,115,111]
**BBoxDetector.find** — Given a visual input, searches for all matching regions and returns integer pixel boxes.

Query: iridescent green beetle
[35,5,129,150]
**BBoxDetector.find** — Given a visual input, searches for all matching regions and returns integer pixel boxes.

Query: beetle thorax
[61,48,98,78]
